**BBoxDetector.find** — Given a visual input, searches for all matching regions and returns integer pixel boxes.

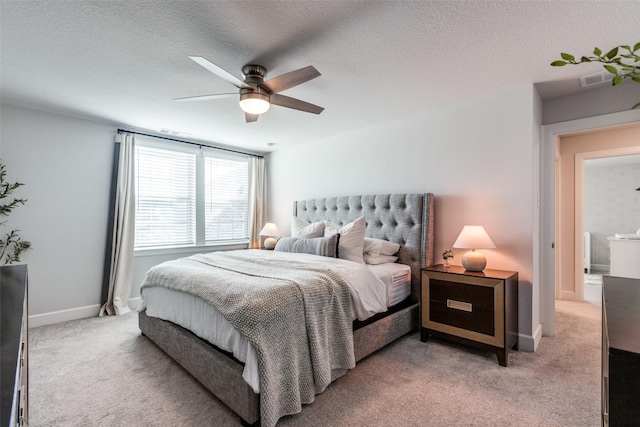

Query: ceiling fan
[175,56,324,123]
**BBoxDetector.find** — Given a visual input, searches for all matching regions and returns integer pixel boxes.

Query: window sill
[134,241,249,258]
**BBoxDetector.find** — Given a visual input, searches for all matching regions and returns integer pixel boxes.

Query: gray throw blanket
[140,250,355,427]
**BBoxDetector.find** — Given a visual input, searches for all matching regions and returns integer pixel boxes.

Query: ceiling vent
[580,70,613,88]
[158,128,190,137]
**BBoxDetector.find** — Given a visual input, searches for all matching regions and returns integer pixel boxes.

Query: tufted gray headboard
[293,193,434,303]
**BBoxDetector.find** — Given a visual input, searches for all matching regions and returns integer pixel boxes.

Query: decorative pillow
[324,216,366,264]
[274,235,338,258]
[363,237,400,257]
[364,254,398,265]
[291,216,325,238]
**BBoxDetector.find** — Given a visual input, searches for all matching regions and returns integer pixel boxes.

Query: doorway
[583,154,640,304]
[540,111,640,338]
[556,125,640,304]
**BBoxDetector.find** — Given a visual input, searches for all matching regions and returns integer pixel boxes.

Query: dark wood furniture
[1,265,28,427]
[601,275,640,426]
[421,264,518,366]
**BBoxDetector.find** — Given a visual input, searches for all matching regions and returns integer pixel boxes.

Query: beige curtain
[248,156,266,249]
[100,133,135,316]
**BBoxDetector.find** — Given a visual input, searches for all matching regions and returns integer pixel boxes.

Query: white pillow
[291,216,325,238]
[363,237,400,257]
[324,216,366,264]
[364,254,398,265]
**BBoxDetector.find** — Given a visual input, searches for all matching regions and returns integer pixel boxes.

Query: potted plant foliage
[551,42,640,109]
[0,162,31,264]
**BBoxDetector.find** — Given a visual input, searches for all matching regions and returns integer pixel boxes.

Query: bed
[138,193,434,426]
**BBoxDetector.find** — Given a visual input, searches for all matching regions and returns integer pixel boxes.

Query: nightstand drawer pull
[447,299,472,312]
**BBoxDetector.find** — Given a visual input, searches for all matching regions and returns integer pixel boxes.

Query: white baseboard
[518,323,542,352]
[29,304,102,327]
[29,297,143,328]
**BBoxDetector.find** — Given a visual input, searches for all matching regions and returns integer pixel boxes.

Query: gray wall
[1,104,114,317]
[541,81,640,125]
[268,85,538,349]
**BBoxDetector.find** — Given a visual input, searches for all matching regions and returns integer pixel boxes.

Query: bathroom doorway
[555,124,640,304]
[582,154,640,304]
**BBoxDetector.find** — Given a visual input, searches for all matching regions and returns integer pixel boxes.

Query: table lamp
[452,225,495,272]
[260,223,280,250]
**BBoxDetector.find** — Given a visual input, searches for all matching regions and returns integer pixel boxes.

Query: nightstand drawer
[421,266,518,367]
[429,278,494,335]
[422,269,505,348]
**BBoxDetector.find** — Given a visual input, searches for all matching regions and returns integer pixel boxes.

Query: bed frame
[138,193,434,425]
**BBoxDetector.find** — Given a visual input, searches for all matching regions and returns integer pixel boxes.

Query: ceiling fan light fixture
[239,92,270,115]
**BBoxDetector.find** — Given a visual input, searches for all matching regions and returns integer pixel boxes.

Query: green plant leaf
[604,65,619,75]
[605,47,619,60]
[560,52,575,62]
[552,42,640,111]
[633,101,640,110]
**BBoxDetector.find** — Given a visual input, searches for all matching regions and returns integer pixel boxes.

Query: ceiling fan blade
[263,66,320,93]
[189,56,251,89]
[174,93,237,102]
[270,94,324,114]
[245,113,259,123]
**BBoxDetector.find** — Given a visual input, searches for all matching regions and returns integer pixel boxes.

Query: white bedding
[367,262,411,307]
[141,250,403,393]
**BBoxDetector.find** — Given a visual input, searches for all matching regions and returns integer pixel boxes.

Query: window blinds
[134,142,250,249]
[204,156,249,242]
[134,145,196,248]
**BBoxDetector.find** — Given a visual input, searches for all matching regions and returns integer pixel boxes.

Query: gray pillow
[274,235,338,258]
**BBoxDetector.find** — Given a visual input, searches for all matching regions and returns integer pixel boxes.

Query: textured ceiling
[1,1,639,153]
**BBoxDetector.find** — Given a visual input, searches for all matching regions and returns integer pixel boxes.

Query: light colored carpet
[28,300,601,426]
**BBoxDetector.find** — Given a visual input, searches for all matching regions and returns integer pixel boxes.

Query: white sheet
[367,262,412,307]
[140,250,390,393]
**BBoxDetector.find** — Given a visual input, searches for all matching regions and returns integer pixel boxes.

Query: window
[134,139,249,250]
[204,156,248,243]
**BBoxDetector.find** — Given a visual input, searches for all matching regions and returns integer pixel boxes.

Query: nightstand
[421,265,518,366]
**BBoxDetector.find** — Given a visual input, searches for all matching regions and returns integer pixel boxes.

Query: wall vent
[580,70,614,88]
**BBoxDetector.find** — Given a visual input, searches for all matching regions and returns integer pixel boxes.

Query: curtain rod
[117,129,264,158]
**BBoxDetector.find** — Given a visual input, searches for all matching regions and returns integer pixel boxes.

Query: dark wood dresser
[0,265,28,427]
[421,265,518,366]
[602,275,640,426]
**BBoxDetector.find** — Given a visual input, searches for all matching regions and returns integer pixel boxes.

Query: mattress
[141,256,410,394]
[367,262,411,307]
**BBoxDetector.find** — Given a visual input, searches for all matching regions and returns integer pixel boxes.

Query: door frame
[540,109,640,336]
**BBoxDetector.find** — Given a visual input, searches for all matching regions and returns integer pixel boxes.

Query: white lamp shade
[452,225,495,272]
[452,225,495,249]
[259,223,280,237]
